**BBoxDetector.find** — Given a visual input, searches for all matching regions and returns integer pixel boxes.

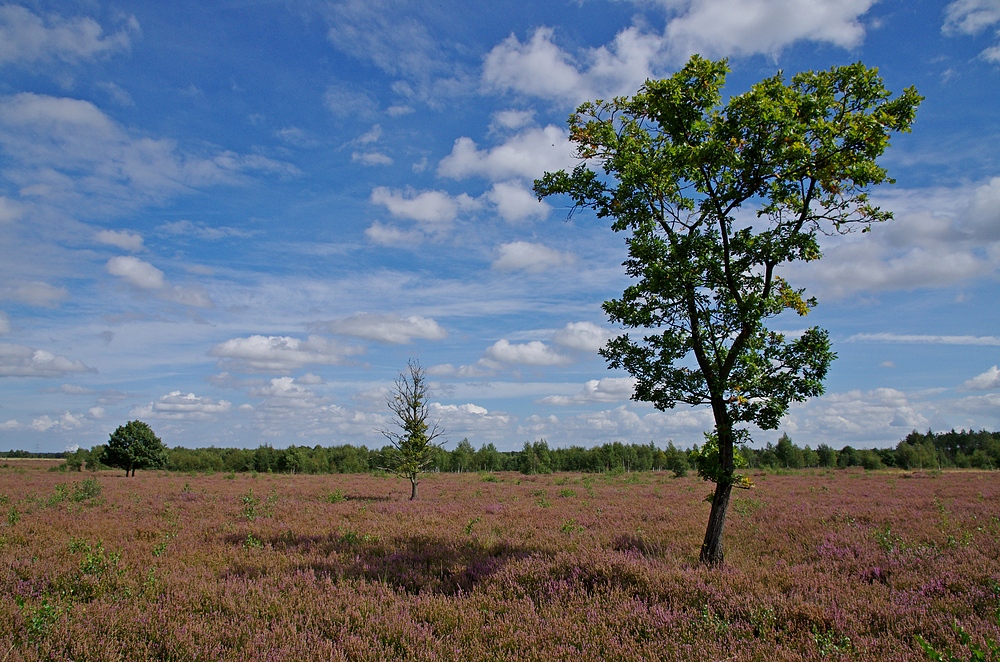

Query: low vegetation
[1,463,998,660]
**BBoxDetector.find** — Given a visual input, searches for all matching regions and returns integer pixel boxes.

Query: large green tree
[535,56,920,565]
[379,360,444,500]
[103,420,168,477]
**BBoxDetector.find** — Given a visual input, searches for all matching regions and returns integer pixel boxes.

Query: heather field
[2,463,999,661]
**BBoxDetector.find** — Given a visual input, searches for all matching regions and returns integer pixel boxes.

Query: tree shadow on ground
[226,531,535,595]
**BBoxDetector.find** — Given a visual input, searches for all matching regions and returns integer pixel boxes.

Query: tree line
[9,428,998,475]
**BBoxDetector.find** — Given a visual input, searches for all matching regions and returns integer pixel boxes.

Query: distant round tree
[103,420,167,476]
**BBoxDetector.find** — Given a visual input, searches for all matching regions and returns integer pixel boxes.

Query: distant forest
[5,428,999,475]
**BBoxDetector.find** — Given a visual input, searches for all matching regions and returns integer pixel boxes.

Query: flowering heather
[1,461,999,660]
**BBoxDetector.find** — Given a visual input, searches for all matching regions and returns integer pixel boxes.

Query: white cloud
[945,0,1000,34]
[0,419,20,430]
[30,411,83,432]
[0,280,68,307]
[963,365,1000,390]
[490,109,536,133]
[209,334,364,372]
[95,229,144,251]
[0,343,94,377]
[482,3,876,107]
[364,222,426,247]
[0,312,8,335]
[944,0,1000,62]
[437,125,575,182]
[106,256,163,289]
[792,179,1000,297]
[662,0,875,59]
[352,151,394,166]
[429,402,513,436]
[317,313,447,344]
[0,5,138,66]
[0,93,296,220]
[486,181,550,222]
[540,377,637,405]
[782,388,931,441]
[552,321,616,352]
[105,256,213,308]
[492,241,575,273]
[370,186,479,225]
[847,333,1000,346]
[132,391,232,421]
[485,339,570,366]
[483,26,662,105]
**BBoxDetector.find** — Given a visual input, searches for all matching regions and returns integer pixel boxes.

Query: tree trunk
[410,478,418,500]
[700,480,733,564]
[701,407,736,565]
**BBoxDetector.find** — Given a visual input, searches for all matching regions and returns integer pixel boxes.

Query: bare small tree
[379,360,444,500]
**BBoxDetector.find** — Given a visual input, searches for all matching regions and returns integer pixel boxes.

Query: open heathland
[2,464,999,660]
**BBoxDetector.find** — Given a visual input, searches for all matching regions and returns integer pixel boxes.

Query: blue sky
[1,0,999,453]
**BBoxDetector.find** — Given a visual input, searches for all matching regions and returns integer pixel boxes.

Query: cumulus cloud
[492,241,575,273]
[944,0,1000,62]
[486,181,550,222]
[517,403,715,447]
[552,321,616,353]
[210,334,364,372]
[95,229,144,251]
[662,0,875,59]
[0,343,94,377]
[540,377,637,405]
[490,109,536,133]
[437,125,575,181]
[0,280,68,307]
[430,402,513,436]
[106,256,165,289]
[132,391,232,421]
[0,93,296,221]
[0,5,138,67]
[485,339,570,366]
[481,3,876,106]
[781,387,931,441]
[789,179,1000,297]
[370,186,479,225]
[963,365,1000,390]
[483,26,662,106]
[315,313,447,344]
[105,256,213,307]
[31,411,83,432]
